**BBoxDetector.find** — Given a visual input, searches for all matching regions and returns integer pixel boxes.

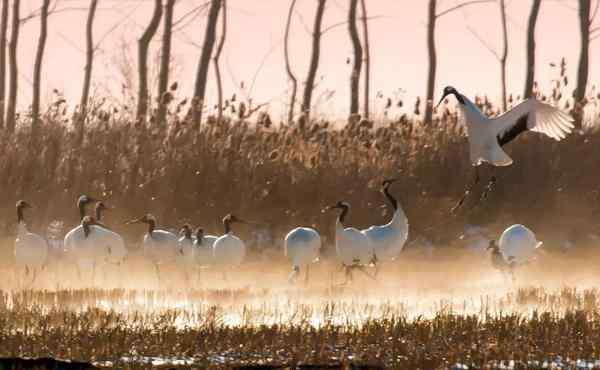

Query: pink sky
[16,0,598,120]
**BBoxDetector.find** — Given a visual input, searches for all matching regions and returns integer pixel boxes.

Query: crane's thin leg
[304,265,310,285]
[154,263,161,290]
[451,166,480,214]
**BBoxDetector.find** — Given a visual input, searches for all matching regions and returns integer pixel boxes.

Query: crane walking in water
[284,227,321,284]
[437,86,574,213]
[324,201,374,284]
[126,214,178,288]
[361,179,409,274]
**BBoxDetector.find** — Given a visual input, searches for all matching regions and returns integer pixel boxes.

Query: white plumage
[438,86,574,167]
[176,225,196,269]
[94,202,127,265]
[14,201,48,279]
[127,214,178,286]
[285,227,321,282]
[497,224,542,265]
[194,227,217,267]
[361,179,408,261]
[213,214,247,267]
[328,202,372,266]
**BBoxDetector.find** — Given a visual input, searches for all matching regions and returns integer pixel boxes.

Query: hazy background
[15,0,597,120]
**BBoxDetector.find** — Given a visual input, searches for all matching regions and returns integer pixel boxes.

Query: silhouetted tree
[348,0,362,117]
[360,0,370,119]
[80,0,98,130]
[0,0,9,129]
[284,0,298,124]
[301,0,326,121]
[32,0,50,133]
[499,0,508,111]
[157,0,175,125]
[425,0,494,124]
[192,0,221,125]
[576,0,592,104]
[524,0,541,99]
[137,0,163,122]
[213,0,227,122]
[6,0,19,132]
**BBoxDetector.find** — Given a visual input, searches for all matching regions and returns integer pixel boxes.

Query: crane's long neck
[183,229,192,240]
[338,205,349,226]
[223,219,231,234]
[196,230,204,244]
[16,207,27,235]
[146,220,155,235]
[17,206,24,224]
[78,201,86,220]
[383,186,398,211]
[82,221,91,238]
[95,207,102,222]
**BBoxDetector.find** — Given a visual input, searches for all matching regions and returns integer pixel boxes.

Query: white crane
[487,240,516,281]
[193,227,217,284]
[324,201,374,284]
[14,200,49,287]
[437,86,574,212]
[213,214,247,278]
[284,227,321,284]
[94,202,128,266]
[63,195,113,284]
[126,214,178,286]
[497,224,542,265]
[486,225,542,282]
[176,224,196,284]
[194,227,217,266]
[361,179,409,268]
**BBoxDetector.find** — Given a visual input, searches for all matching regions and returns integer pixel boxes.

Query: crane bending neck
[338,205,349,226]
[383,186,398,211]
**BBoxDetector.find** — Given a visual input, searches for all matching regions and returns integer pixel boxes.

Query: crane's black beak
[124,218,140,225]
[436,92,449,108]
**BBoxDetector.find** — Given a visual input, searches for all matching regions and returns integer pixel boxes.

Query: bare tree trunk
[157,0,175,125]
[213,0,226,123]
[499,0,508,111]
[6,0,19,133]
[284,0,298,124]
[360,0,370,119]
[301,0,326,121]
[80,0,98,128]
[524,0,541,99]
[576,0,591,104]
[348,0,362,117]
[0,0,9,130]
[192,0,221,125]
[136,0,162,123]
[424,0,436,125]
[32,0,50,132]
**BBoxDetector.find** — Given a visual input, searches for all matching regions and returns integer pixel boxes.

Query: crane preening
[437,86,574,213]
[487,224,542,281]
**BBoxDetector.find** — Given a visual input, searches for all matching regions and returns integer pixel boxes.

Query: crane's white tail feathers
[472,143,513,166]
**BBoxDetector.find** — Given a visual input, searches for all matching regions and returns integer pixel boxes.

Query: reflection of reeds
[2,76,600,243]
[1,288,600,368]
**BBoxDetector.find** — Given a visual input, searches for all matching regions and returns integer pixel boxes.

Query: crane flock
[10,88,575,288]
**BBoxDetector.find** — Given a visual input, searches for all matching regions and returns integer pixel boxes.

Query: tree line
[0,0,596,137]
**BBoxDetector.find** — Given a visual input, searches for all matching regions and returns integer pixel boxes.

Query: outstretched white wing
[493,99,574,145]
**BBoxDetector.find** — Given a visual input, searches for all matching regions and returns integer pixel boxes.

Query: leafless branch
[294,8,313,36]
[436,0,495,18]
[321,15,384,35]
[466,23,500,60]
[591,0,600,23]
